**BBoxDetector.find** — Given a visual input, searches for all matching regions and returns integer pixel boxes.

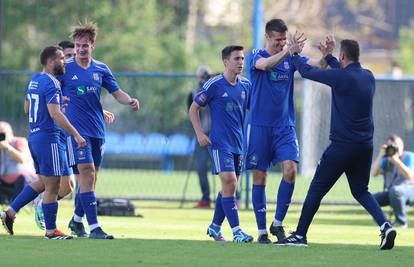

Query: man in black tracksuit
[278,38,396,250]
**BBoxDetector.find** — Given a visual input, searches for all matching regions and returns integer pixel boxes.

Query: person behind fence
[276,35,396,250]
[187,66,213,208]
[371,134,414,228]
[0,121,38,202]
[189,45,253,243]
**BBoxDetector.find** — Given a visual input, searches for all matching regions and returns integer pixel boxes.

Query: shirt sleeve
[250,50,263,71]
[45,81,61,105]
[193,82,216,107]
[325,54,341,69]
[102,65,121,93]
[292,55,340,88]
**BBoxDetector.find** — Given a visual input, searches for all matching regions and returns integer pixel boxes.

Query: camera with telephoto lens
[0,132,6,141]
[385,144,398,157]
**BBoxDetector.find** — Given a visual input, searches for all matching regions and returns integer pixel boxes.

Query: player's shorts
[67,135,105,170]
[208,148,243,176]
[29,140,70,177]
[245,124,299,172]
[60,134,73,176]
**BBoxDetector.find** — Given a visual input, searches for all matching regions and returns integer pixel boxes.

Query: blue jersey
[194,74,250,154]
[249,49,307,127]
[25,73,62,142]
[59,58,120,138]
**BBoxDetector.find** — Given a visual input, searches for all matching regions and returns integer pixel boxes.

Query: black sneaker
[380,223,396,250]
[68,217,88,237]
[89,227,114,239]
[276,232,308,247]
[269,224,286,242]
[0,210,14,235]
[257,233,272,244]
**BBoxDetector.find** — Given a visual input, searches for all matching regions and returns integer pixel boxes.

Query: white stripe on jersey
[46,73,61,89]
[202,74,223,91]
[66,58,75,64]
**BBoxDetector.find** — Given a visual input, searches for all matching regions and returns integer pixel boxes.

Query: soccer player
[61,22,139,239]
[1,46,86,239]
[189,45,253,243]
[58,40,76,60]
[246,19,321,243]
[278,36,397,250]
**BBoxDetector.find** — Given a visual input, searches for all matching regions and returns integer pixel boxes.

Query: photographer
[371,134,414,228]
[0,121,38,202]
[187,66,213,208]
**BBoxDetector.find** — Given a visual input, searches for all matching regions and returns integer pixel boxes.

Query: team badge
[225,158,233,168]
[93,72,99,81]
[284,61,290,70]
[78,149,86,160]
[241,90,246,100]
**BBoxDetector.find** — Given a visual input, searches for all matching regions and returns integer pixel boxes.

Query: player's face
[224,50,244,74]
[266,31,287,53]
[63,47,75,61]
[52,50,66,76]
[74,36,95,61]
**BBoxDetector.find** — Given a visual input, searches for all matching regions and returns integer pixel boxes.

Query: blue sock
[252,184,266,231]
[79,191,98,226]
[212,192,225,226]
[221,196,240,229]
[275,178,295,222]
[10,185,39,213]
[355,191,387,226]
[42,202,58,231]
[74,187,85,218]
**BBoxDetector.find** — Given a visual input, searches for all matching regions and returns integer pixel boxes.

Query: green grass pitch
[1,200,413,267]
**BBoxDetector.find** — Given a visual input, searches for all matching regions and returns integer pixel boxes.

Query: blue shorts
[245,124,299,171]
[209,148,243,176]
[67,135,105,168]
[60,135,73,176]
[29,140,70,177]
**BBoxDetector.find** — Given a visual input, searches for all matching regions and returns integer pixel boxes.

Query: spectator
[0,121,38,202]
[187,66,213,208]
[372,134,414,228]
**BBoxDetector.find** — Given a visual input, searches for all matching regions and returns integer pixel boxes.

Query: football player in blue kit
[189,45,253,243]
[1,46,86,239]
[61,22,139,239]
[246,19,326,243]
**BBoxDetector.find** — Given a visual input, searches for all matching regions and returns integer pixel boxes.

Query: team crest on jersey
[284,61,290,70]
[76,86,86,96]
[241,90,246,100]
[93,73,99,81]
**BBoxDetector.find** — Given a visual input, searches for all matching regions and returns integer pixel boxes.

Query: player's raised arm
[111,89,139,111]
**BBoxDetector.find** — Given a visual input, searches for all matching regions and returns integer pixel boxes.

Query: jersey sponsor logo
[76,85,98,96]
[269,71,289,81]
[284,61,290,70]
[226,102,241,112]
[76,86,86,96]
[71,75,78,80]
[30,127,40,133]
[28,81,38,90]
[93,73,99,81]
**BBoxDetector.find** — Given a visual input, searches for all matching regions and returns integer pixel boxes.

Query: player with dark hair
[278,36,396,250]
[246,18,322,244]
[189,45,253,243]
[1,46,86,239]
[61,22,139,239]
[58,40,75,60]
